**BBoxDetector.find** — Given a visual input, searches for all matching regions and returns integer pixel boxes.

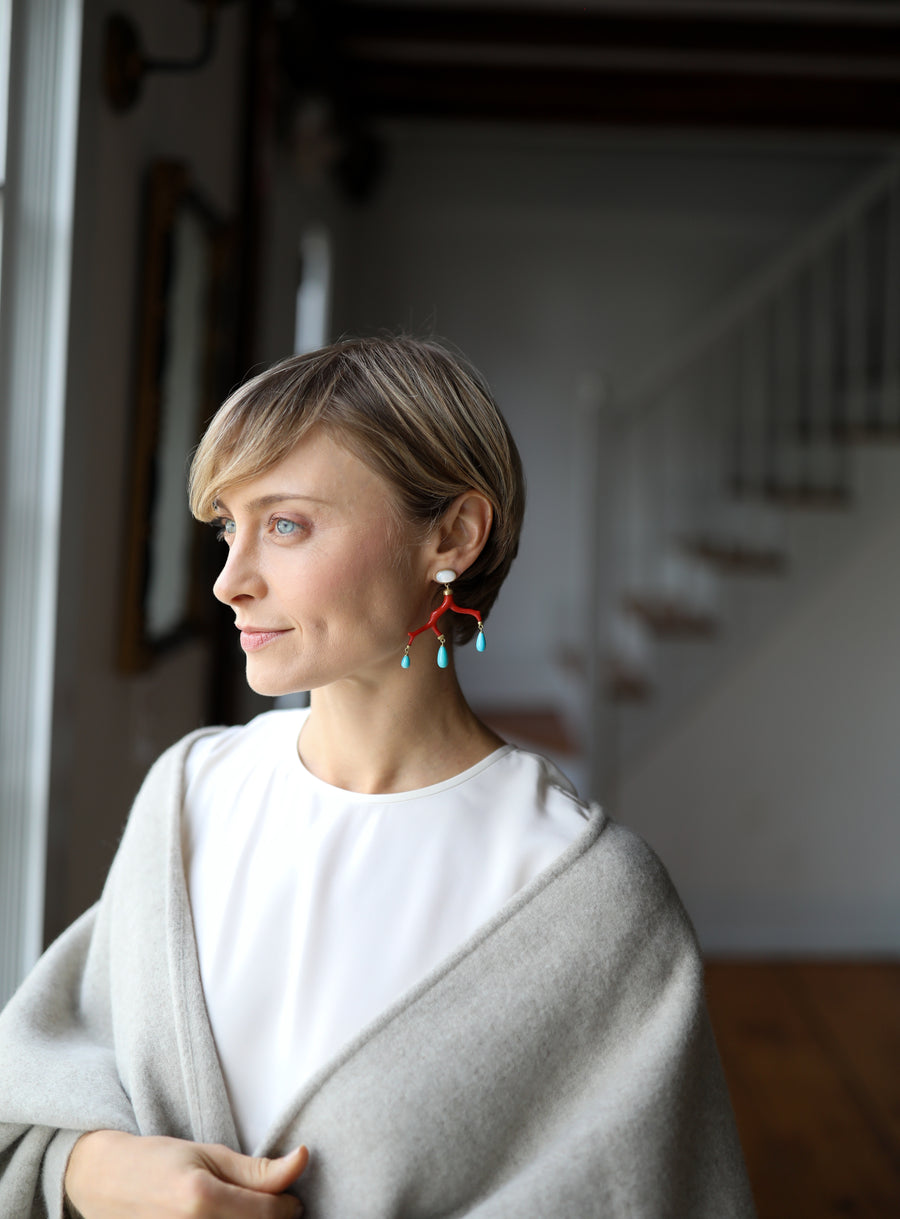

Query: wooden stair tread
[832,423,900,445]
[608,660,652,702]
[624,594,717,638]
[476,706,579,755]
[763,484,851,509]
[555,647,653,704]
[684,538,787,575]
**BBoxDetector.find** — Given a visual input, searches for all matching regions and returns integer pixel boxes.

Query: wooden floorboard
[789,962,900,1154]
[705,960,900,1219]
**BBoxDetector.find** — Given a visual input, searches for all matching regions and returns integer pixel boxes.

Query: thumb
[205,1143,310,1194]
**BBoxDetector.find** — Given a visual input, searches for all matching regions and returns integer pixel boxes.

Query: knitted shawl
[0,730,755,1218]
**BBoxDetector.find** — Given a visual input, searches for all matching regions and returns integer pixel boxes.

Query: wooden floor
[705,960,900,1219]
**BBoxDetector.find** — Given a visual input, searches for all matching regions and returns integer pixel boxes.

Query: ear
[426,491,493,578]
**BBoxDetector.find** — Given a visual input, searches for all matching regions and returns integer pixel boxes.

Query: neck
[299,662,504,794]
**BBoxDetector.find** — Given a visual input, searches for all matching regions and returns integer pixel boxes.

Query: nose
[213,537,266,606]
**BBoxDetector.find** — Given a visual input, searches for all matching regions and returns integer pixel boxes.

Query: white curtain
[0,0,83,1006]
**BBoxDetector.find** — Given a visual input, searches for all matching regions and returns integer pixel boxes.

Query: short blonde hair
[189,335,525,643]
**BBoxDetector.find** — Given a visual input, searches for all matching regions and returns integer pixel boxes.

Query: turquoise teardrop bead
[476,630,486,652]
[401,653,410,669]
[437,643,449,669]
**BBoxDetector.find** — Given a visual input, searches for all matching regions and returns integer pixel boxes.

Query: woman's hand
[64,1129,308,1218]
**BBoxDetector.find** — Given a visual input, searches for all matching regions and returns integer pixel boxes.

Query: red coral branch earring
[402,569,486,669]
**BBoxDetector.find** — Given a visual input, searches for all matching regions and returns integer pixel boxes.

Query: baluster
[730,327,746,498]
[882,167,900,430]
[846,214,868,436]
[706,351,726,548]
[831,237,848,443]
[709,344,732,570]
[764,298,780,497]
[747,309,767,498]
[687,360,714,558]
[655,398,675,606]
[787,276,806,495]
[866,196,884,431]
[769,286,796,499]
[622,417,645,605]
[811,243,834,493]
[576,374,616,799]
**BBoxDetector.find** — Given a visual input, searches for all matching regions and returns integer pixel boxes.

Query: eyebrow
[213,492,329,514]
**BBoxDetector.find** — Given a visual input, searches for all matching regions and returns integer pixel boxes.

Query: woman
[0,336,754,1218]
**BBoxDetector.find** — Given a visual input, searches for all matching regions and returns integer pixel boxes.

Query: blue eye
[215,518,236,539]
[274,518,299,535]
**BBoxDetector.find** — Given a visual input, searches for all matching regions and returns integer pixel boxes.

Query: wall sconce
[104,0,240,112]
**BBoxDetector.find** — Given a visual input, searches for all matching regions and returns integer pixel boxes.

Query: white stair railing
[604,154,900,703]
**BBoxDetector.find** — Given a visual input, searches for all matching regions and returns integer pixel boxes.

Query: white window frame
[293,225,332,356]
[0,0,10,294]
[0,0,83,1005]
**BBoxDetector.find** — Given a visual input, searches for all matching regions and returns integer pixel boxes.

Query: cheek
[282,534,414,620]
[346,533,420,620]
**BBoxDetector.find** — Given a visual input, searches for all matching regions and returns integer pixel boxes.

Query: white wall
[46,0,246,937]
[618,455,900,954]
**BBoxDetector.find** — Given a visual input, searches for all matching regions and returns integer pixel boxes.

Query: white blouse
[183,708,588,1152]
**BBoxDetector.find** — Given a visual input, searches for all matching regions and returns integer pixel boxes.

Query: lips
[238,627,290,652]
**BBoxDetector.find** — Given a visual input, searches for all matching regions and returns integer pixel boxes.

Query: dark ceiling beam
[338,3,900,59]
[346,61,900,130]
[289,2,900,132]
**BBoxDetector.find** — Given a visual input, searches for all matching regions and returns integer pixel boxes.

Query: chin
[244,665,307,700]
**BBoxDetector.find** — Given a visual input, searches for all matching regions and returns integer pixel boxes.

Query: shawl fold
[0,730,755,1217]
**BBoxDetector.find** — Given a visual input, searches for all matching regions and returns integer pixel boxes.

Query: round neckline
[288,710,516,804]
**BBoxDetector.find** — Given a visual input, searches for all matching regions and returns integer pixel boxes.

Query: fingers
[200,1142,310,1194]
[256,1145,309,1193]
[194,1147,308,1218]
[201,1178,304,1219]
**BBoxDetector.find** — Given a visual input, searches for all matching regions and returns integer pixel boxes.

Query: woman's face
[211,427,432,697]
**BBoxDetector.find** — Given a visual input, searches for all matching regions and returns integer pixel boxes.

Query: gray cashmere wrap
[0,729,755,1217]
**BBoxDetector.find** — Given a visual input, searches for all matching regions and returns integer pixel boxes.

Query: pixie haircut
[189,335,525,643]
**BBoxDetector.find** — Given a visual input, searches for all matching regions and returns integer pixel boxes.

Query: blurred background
[1,3,899,1212]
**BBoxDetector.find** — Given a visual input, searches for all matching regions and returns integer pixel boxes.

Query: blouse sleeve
[0,729,227,1219]
[0,903,140,1218]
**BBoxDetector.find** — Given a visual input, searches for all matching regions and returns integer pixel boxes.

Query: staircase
[587,154,900,799]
